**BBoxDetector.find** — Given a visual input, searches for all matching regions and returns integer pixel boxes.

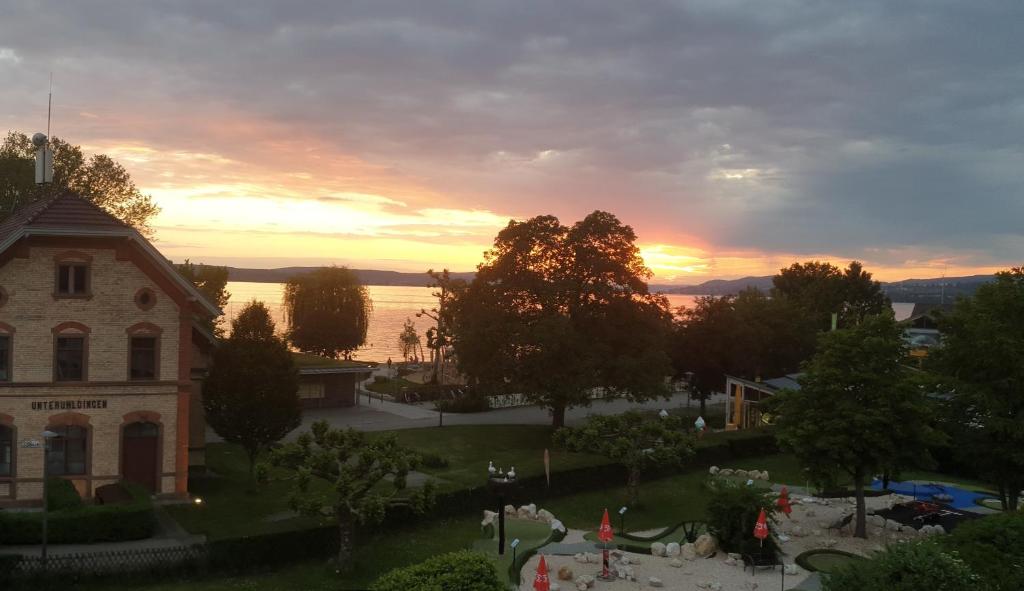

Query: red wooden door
[122,422,159,492]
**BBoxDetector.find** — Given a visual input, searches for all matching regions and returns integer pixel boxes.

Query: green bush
[940,512,1024,591]
[46,477,83,511]
[434,394,489,413]
[207,526,337,571]
[419,452,449,469]
[704,477,780,560]
[373,375,389,384]
[823,540,980,591]
[370,550,505,591]
[0,482,155,544]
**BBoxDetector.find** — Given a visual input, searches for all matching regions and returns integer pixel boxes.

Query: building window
[0,335,10,382]
[57,264,90,296]
[0,425,12,477]
[298,381,325,399]
[130,336,158,380]
[46,425,87,476]
[55,336,86,381]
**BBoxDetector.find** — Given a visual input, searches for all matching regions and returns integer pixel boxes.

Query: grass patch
[364,376,420,395]
[471,519,553,585]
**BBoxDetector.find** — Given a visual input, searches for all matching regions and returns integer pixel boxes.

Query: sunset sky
[2,2,1022,283]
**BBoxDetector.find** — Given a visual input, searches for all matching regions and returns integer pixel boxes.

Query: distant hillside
[226,266,995,302]
[655,274,994,303]
[226,267,475,287]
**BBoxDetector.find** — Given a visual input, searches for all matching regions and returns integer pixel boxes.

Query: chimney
[32,132,53,185]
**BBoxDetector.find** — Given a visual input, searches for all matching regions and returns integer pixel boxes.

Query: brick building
[0,192,219,505]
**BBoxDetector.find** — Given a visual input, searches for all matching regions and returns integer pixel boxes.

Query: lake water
[223,282,915,362]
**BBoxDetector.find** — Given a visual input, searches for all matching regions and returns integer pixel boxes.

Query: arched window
[46,425,88,476]
[0,424,12,476]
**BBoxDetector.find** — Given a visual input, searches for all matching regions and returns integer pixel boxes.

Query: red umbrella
[598,508,614,578]
[533,555,550,591]
[598,508,614,542]
[753,508,769,546]
[777,486,792,518]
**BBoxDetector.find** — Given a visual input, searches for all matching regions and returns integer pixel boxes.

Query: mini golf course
[870,478,996,510]
[795,549,865,575]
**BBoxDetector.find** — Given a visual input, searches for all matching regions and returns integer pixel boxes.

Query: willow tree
[453,211,673,427]
[283,266,372,359]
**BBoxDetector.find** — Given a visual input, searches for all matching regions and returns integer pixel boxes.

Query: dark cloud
[2,0,1022,266]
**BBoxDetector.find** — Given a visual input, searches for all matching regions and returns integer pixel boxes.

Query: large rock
[694,533,718,557]
[669,558,683,568]
[709,465,720,475]
[649,577,664,587]
[575,574,595,589]
[760,470,770,481]
[784,564,800,576]
[734,469,749,478]
[868,515,886,528]
[665,542,681,557]
[537,508,555,523]
[884,519,902,531]
[718,468,734,477]
[481,510,497,527]
[558,566,574,581]
[651,542,667,557]
[681,542,697,561]
[504,504,516,516]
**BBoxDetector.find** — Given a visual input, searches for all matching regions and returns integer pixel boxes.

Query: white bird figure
[508,466,516,479]
[488,460,496,475]
[658,409,669,419]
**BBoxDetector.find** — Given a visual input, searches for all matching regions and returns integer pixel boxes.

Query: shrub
[434,393,489,413]
[940,512,1024,591]
[370,550,505,591]
[0,482,155,544]
[46,477,83,511]
[419,452,449,469]
[823,540,980,591]
[373,375,389,384]
[704,477,780,560]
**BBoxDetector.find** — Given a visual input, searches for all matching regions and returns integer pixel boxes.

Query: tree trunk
[551,404,567,428]
[628,468,641,507]
[1009,483,1021,512]
[337,510,355,567]
[699,395,707,421]
[853,469,867,539]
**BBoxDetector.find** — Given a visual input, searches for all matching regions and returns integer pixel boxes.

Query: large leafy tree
[453,211,673,427]
[270,421,435,566]
[671,288,815,416]
[928,267,1024,510]
[772,260,889,330]
[175,259,230,337]
[203,301,300,477]
[1,131,159,233]
[555,411,693,505]
[416,269,466,384]
[767,314,936,538]
[283,266,372,359]
[397,318,422,362]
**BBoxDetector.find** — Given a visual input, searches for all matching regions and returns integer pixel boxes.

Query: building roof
[0,192,221,317]
[726,373,803,393]
[291,352,377,375]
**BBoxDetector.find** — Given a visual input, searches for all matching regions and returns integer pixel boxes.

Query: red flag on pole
[753,508,769,546]
[777,486,792,518]
[533,555,550,591]
[544,449,551,487]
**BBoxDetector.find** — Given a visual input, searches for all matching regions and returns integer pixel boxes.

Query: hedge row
[0,482,155,544]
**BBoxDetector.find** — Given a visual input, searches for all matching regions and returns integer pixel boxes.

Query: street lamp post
[41,429,59,570]
[486,463,518,556]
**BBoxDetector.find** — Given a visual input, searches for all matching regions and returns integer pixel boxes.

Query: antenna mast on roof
[33,73,54,185]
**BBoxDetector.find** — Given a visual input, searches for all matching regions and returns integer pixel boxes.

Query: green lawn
[364,377,420,395]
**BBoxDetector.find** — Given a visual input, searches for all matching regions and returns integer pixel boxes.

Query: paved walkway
[208,391,727,442]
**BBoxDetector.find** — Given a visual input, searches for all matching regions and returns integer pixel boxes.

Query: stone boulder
[575,574,595,589]
[504,504,516,516]
[718,468,734,477]
[537,508,555,523]
[558,566,574,580]
[709,465,720,475]
[481,510,497,527]
[734,469,749,478]
[669,558,683,568]
[681,542,697,561]
[784,564,800,576]
[665,542,681,557]
[651,542,667,557]
[649,576,664,587]
[694,533,718,557]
